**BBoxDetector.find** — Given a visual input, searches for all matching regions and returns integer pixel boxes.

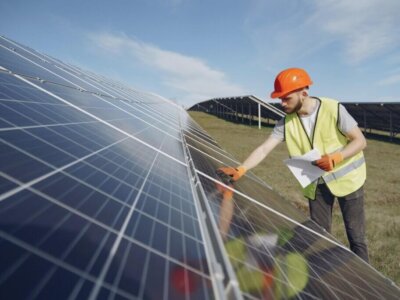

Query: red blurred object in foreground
[170,266,198,294]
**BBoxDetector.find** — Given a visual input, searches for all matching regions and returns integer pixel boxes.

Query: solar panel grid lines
[183,126,238,156]
[50,65,117,100]
[196,170,400,299]
[186,180,241,300]
[1,38,163,109]
[197,171,349,255]
[90,94,182,142]
[1,37,125,100]
[49,61,170,110]
[0,117,132,133]
[0,43,85,92]
[0,36,50,64]
[131,134,211,298]
[186,136,274,191]
[183,123,234,158]
[6,57,186,148]
[1,230,120,299]
[180,113,217,136]
[0,102,155,175]
[179,123,244,300]
[182,109,243,148]
[0,65,9,72]
[192,171,282,299]
[184,128,218,147]
[1,172,126,237]
[176,118,221,299]
[184,125,225,148]
[134,158,214,298]
[120,102,181,131]
[181,131,271,191]
[187,143,237,171]
[11,73,187,166]
[133,197,202,246]
[0,95,212,300]
[1,36,400,300]
[51,62,171,108]
[0,43,212,298]
[209,192,315,300]
[88,142,162,300]
[0,135,130,203]
[2,204,209,300]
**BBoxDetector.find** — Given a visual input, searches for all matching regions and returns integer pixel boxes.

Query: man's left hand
[313,153,343,171]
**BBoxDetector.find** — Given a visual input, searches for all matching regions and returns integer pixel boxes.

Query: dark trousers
[308,184,369,262]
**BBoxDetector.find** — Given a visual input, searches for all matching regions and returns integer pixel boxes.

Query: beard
[284,100,303,114]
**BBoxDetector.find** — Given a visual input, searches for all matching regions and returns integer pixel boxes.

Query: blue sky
[1,0,400,107]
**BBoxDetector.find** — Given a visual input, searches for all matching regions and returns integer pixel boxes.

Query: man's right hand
[216,166,246,182]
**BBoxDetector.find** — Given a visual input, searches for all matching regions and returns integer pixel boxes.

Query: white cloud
[311,0,400,63]
[244,0,400,66]
[89,32,245,105]
[242,1,333,68]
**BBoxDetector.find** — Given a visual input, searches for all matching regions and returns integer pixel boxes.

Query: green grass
[189,111,400,286]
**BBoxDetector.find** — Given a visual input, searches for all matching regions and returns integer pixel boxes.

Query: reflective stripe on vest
[323,156,365,183]
[285,97,366,199]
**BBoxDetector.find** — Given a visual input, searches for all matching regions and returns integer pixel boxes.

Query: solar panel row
[1,35,400,299]
[0,36,218,300]
[188,96,284,128]
[189,96,400,140]
[341,102,400,138]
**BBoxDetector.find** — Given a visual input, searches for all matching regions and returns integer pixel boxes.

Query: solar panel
[341,102,400,139]
[1,35,400,300]
[188,96,285,128]
[190,97,400,141]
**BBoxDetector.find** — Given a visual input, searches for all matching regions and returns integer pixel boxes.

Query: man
[218,67,369,262]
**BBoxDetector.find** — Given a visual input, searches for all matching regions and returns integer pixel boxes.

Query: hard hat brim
[270,83,313,99]
[270,91,285,99]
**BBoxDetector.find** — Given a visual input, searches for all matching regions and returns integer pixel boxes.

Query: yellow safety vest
[285,97,366,199]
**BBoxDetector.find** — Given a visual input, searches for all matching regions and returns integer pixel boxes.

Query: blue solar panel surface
[1,36,400,300]
[0,36,216,300]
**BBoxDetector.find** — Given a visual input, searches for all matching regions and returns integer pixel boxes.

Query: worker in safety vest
[218,67,369,262]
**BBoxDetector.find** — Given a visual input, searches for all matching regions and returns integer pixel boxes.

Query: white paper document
[283,149,325,188]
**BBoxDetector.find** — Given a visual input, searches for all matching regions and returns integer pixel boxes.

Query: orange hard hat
[270,68,313,99]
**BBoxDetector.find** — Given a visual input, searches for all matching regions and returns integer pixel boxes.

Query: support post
[241,103,244,123]
[249,103,251,125]
[390,111,393,141]
[363,109,367,135]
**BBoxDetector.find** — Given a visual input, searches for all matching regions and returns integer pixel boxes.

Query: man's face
[279,91,303,114]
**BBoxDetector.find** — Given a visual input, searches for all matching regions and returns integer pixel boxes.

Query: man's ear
[301,89,308,97]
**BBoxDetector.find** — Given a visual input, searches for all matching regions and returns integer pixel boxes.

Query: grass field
[189,111,400,286]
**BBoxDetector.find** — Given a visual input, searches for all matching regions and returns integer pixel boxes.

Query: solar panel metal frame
[1,35,400,300]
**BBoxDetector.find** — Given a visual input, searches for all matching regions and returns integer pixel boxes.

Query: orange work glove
[215,181,234,200]
[313,153,344,171]
[216,166,246,182]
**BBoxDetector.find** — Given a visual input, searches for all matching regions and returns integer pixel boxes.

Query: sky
[1,0,400,107]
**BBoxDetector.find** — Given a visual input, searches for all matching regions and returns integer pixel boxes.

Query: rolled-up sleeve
[272,117,285,142]
[339,104,358,134]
